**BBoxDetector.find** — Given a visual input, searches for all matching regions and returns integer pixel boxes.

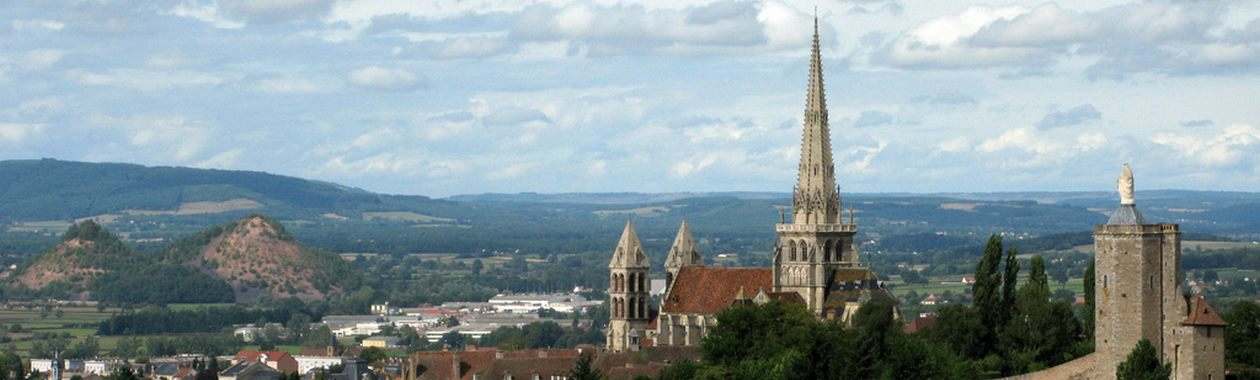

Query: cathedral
[601,15,1228,380]
[605,17,893,353]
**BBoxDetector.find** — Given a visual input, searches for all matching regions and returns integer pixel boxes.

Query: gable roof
[1182,296,1227,327]
[661,267,772,315]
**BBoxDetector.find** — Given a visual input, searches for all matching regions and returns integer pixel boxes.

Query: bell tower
[607,221,650,352]
[772,15,860,315]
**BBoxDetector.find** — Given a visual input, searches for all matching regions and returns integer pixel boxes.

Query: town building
[233,350,299,375]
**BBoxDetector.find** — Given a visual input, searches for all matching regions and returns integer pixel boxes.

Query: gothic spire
[665,220,702,268]
[793,14,840,225]
[609,220,648,268]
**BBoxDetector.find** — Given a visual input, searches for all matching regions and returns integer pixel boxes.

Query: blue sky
[1,1,1258,197]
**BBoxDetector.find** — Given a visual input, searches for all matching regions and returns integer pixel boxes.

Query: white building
[423,324,494,342]
[487,293,603,314]
[84,360,121,375]
[293,356,342,375]
[30,359,55,375]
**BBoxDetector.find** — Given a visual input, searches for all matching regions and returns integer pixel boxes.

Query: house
[219,362,281,380]
[920,294,939,306]
[149,362,196,380]
[360,336,402,349]
[959,275,976,285]
[903,314,938,334]
[233,350,298,374]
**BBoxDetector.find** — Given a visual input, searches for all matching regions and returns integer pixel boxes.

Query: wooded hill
[9,215,359,304]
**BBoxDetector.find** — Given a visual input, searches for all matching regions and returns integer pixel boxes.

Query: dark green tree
[568,352,602,380]
[1116,339,1170,380]
[105,367,139,380]
[1225,301,1260,370]
[1083,261,1096,338]
[359,347,388,364]
[1001,247,1020,325]
[972,234,1005,353]
[928,305,986,359]
[0,351,23,380]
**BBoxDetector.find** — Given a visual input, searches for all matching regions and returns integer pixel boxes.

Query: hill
[162,215,360,302]
[12,220,139,296]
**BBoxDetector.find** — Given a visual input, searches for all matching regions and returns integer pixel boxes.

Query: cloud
[488,161,537,180]
[196,148,244,168]
[936,137,970,153]
[852,110,895,128]
[169,2,245,29]
[12,19,65,32]
[0,123,45,143]
[68,69,224,91]
[217,0,335,23]
[18,49,65,71]
[976,128,1107,167]
[911,93,977,106]
[347,66,423,91]
[480,106,549,126]
[256,77,326,94]
[1036,104,1101,129]
[1151,124,1260,168]
[876,2,1258,77]
[1180,119,1214,128]
[91,115,212,162]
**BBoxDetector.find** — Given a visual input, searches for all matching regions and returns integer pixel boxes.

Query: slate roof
[660,267,772,314]
[1182,296,1227,327]
[1107,204,1146,225]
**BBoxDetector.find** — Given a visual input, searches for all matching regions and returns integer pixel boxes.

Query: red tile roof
[903,314,938,334]
[234,350,298,374]
[1182,296,1227,327]
[661,267,772,315]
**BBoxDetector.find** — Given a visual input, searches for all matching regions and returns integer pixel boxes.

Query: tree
[1001,247,1020,326]
[1050,264,1069,286]
[0,351,24,380]
[1116,339,1170,380]
[568,352,603,380]
[438,331,466,350]
[105,367,139,380]
[359,347,388,364]
[1201,270,1219,284]
[471,259,483,276]
[854,295,899,378]
[1083,261,1096,337]
[1225,301,1260,370]
[928,305,986,359]
[972,235,1004,353]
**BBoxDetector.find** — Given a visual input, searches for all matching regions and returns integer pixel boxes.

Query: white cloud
[1151,124,1260,168]
[12,19,65,31]
[196,149,244,168]
[348,66,422,91]
[19,49,65,71]
[256,77,326,94]
[0,123,45,143]
[937,137,970,153]
[169,2,246,29]
[488,161,537,180]
[68,69,224,91]
[218,0,335,22]
[91,115,211,162]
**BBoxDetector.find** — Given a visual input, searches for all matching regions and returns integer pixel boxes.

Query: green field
[0,306,115,356]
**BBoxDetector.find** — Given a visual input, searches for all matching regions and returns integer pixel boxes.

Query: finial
[1118,163,1135,206]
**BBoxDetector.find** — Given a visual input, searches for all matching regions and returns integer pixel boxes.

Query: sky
[1,0,1259,197]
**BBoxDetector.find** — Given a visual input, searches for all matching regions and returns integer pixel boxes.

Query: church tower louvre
[663,220,703,297]
[607,221,651,352]
[773,14,861,315]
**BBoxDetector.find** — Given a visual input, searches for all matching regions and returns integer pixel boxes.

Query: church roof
[609,221,648,268]
[665,221,702,268]
[1182,296,1227,327]
[661,266,772,315]
[823,267,891,307]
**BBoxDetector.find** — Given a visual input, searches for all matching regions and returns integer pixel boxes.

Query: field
[0,306,115,356]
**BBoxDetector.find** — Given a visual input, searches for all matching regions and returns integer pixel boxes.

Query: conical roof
[609,220,648,268]
[665,221,702,268]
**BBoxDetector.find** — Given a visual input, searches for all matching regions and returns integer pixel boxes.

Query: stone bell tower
[607,221,650,352]
[772,15,860,315]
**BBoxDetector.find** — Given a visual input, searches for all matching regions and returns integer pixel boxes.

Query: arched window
[629,296,636,319]
[824,241,832,262]
[789,241,797,261]
[639,274,646,293]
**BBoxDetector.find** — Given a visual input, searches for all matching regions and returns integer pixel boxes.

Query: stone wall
[999,354,1098,380]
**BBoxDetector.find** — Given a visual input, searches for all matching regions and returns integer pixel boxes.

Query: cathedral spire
[793,14,840,225]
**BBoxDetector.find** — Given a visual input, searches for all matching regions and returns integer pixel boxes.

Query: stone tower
[663,220,702,296]
[1093,164,1222,379]
[607,221,651,352]
[772,16,860,315]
